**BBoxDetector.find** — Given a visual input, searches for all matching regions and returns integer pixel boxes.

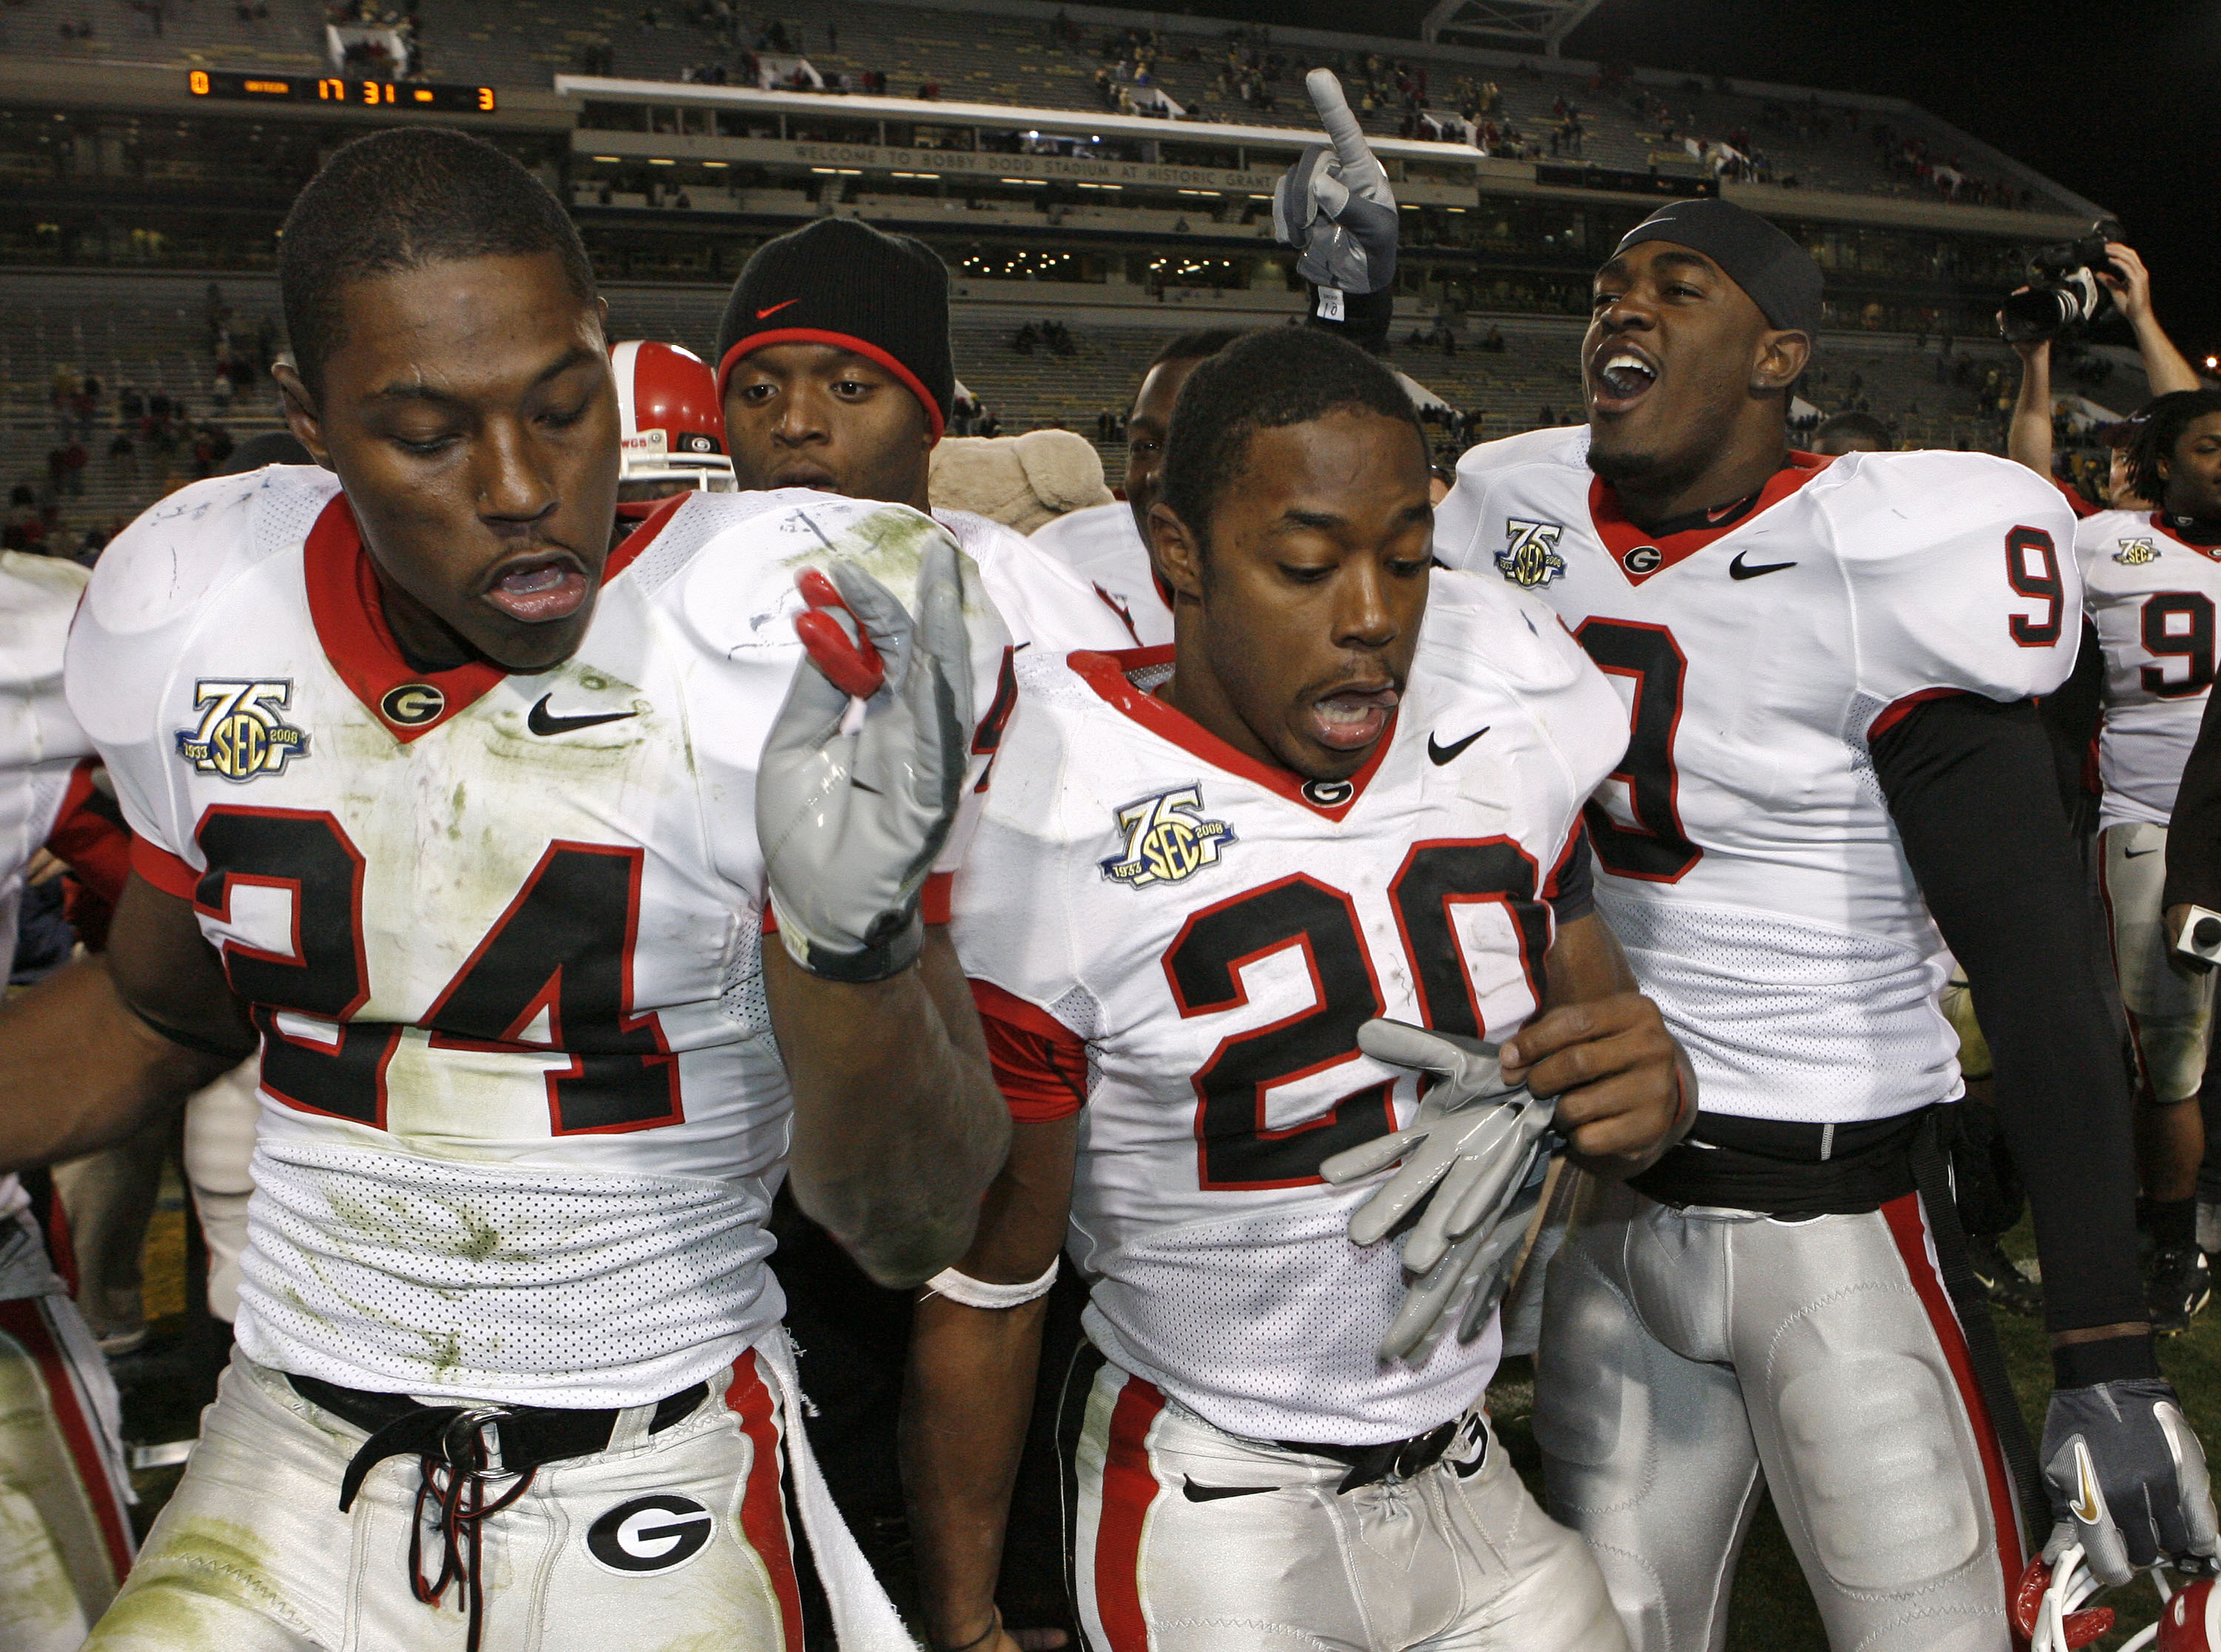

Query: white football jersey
[1436,429,2082,1125]
[950,572,1626,1444]
[2076,509,2221,832]
[67,466,1013,1407]
[934,506,1148,651]
[0,551,93,976]
[1026,500,1174,647]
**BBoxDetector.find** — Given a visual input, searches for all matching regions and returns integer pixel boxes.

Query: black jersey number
[2006,526,2064,648]
[1162,850,1549,1191]
[1572,619,1704,883]
[192,810,678,1135]
[2140,591,2217,699]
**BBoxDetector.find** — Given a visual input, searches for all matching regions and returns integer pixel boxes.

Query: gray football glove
[756,541,971,983]
[1322,1018,1560,1361]
[1376,1147,1552,1364]
[1270,68,1398,298]
[2041,1377,2221,1585]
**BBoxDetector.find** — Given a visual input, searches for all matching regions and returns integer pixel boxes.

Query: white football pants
[2100,821,2216,1104]
[1535,1180,2026,1652]
[1073,1360,1628,1652]
[87,1337,909,1651]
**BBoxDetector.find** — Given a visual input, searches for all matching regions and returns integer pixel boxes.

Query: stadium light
[2208,355,2218,370]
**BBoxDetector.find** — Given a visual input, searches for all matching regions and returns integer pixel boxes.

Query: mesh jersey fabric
[65,466,1016,1405]
[2076,508,2221,831]
[1436,429,2082,1124]
[948,572,1627,1443]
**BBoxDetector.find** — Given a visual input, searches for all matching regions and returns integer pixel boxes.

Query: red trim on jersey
[605,489,691,582]
[716,330,947,443]
[971,978,1088,1122]
[1880,1192,2029,1598]
[130,837,200,900]
[0,1297,133,1582]
[1542,819,1585,901]
[1866,687,1967,743]
[301,496,505,743]
[757,870,953,936]
[1095,1373,1166,1652]
[45,760,130,908]
[725,1350,805,1652]
[2149,511,2221,564]
[1590,451,1833,586]
[1068,647,1396,822]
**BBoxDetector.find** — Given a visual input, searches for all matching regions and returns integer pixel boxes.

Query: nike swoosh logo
[1728,550,1798,580]
[2125,847,2161,858]
[756,298,801,318]
[2071,1440,2103,1525]
[1427,727,1490,765]
[527,695,638,736]
[1182,1477,1276,1502]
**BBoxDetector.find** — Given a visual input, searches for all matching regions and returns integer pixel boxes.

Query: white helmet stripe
[611,340,643,437]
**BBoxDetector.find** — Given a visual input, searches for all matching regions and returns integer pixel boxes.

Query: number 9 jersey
[948,571,1626,1445]
[1435,429,2082,1126]
[64,466,1013,1409]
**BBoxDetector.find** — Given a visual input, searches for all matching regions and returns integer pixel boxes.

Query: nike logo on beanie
[755,299,800,319]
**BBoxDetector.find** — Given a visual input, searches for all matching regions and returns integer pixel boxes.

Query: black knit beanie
[1614,198,1824,337]
[715,218,954,439]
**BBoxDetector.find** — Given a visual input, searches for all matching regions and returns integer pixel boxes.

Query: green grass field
[1484,1215,2221,1651]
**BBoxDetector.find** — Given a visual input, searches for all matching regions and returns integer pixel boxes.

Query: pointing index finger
[1306,68,1372,175]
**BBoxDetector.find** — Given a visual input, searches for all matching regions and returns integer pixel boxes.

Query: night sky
[1204,0,2221,364]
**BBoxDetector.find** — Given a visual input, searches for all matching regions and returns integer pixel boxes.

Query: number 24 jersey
[1436,429,2081,1125]
[949,571,1626,1444]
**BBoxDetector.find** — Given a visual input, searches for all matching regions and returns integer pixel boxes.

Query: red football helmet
[2016,1544,2213,1652]
[611,340,734,503]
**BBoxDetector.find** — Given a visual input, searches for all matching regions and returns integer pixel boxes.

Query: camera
[1998,220,2126,344]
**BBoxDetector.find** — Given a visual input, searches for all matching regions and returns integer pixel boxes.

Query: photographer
[2006,239,2200,502]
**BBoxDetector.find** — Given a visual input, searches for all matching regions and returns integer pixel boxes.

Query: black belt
[1279,1413,1481,1495]
[1628,1107,1926,1216]
[288,1372,708,1652]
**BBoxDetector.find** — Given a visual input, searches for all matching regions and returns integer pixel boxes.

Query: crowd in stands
[1012,318,1076,357]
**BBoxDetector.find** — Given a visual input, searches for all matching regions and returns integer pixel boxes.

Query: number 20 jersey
[65,466,1014,1408]
[948,572,1626,1444]
[1436,429,2081,1126]
[2075,508,2221,832]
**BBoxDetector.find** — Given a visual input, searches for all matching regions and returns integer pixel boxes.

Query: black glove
[2041,1377,2221,1584]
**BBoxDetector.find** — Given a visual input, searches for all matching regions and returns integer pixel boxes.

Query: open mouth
[1304,685,1400,753]
[771,462,842,492]
[1590,346,1659,412]
[483,551,590,624]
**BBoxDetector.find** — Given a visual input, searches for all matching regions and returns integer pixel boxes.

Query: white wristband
[925,1258,1059,1310]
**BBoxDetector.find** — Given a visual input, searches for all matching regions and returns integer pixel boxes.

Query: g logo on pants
[585,1494,716,1576]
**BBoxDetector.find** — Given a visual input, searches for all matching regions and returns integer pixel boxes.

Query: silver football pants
[1073,1359,1629,1652]
[1535,1181,2025,1652]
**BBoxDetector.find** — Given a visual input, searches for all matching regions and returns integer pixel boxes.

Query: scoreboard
[185,70,497,113]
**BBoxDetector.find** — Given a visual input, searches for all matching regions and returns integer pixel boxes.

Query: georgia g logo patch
[174,680,309,781]
[584,1494,716,1577]
[1102,786,1235,889]
[1495,518,1567,588]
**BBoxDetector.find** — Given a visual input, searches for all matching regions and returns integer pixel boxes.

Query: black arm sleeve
[2165,679,2221,913]
[1301,281,1394,355]
[2038,617,2103,822]
[1871,693,2149,1360]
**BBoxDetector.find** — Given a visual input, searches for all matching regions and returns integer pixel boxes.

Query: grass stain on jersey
[781,505,990,622]
[95,1517,296,1646]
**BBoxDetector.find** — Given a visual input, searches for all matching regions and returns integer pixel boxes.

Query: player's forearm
[771,944,1011,1286]
[2006,349,2052,476]
[2133,311,2202,397]
[901,1292,1049,1648]
[0,956,227,1171]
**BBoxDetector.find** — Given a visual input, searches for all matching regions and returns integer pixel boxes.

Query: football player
[0,127,1011,1650]
[2079,389,2221,1331]
[609,338,736,532]
[1028,329,1247,648]
[1435,196,2219,1650]
[906,325,1692,1652]
[0,548,137,1651]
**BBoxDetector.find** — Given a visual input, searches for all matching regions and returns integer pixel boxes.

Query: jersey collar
[1068,645,1395,822]
[302,491,686,745]
[1589,451,1833,586]
[2151,511,2221,559]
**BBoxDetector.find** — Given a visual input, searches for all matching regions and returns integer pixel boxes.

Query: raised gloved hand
[1322,1018,1560,1361]
[1272,68,1398,301]
[2041,1377,2221,1585]
[756,538,971,983]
